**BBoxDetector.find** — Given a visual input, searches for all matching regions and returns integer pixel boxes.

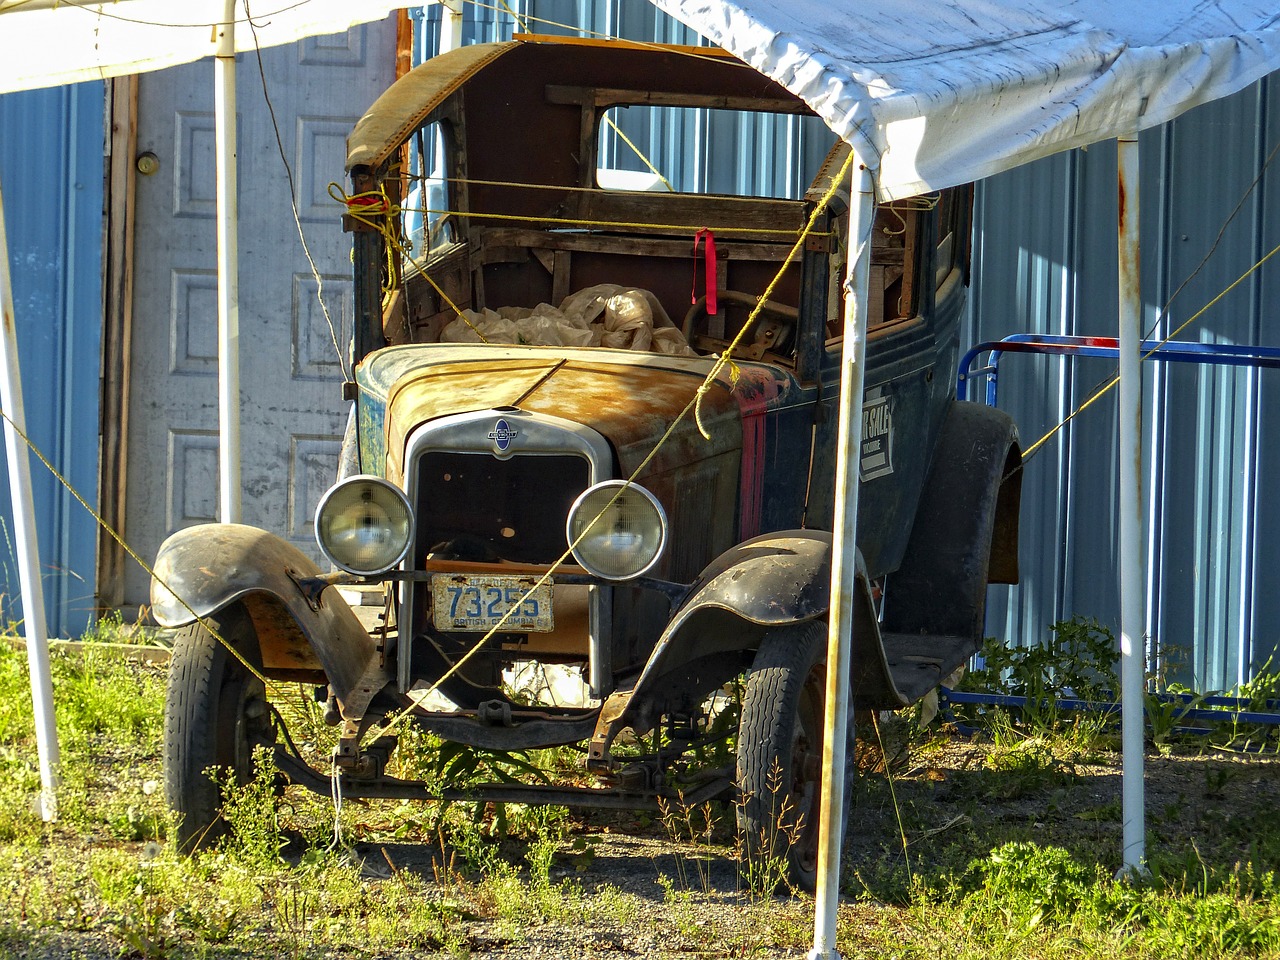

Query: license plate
[430,574,554,632]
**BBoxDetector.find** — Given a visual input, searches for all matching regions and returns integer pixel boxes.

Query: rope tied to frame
[692,148,858,439]
[329,182,490,343]
[334,184,397,223]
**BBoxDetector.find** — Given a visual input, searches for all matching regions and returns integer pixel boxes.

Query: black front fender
[671,530,834,628]
[151,523,388,719]
[586,533,884,758]
[636,531,887,693]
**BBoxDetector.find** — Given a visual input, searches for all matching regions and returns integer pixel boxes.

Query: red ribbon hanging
[692,228,718,316]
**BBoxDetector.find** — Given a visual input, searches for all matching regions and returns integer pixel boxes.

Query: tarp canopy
[651,0,1280,199]
[5,0,1276,204]
[0,0,416,93]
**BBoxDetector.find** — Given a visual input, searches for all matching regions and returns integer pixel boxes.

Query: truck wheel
[736,620,849,892]
[163,604,272,853]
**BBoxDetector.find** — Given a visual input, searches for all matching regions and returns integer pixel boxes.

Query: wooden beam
[97,74,139,613]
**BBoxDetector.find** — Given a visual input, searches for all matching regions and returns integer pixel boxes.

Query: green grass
[2,617,1280,958]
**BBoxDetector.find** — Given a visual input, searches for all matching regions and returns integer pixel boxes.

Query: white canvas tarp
[652,0,1280,198]
[0,0,416,93]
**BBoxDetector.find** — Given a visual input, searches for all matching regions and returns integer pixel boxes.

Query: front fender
[587,533,883,759]
[636,531,836,697]
[672,530,834,629]
[640,531,887,690]
[151,523,386,718]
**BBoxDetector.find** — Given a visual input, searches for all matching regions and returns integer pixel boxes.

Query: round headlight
[315,476,413,575]
[566,481,667,580]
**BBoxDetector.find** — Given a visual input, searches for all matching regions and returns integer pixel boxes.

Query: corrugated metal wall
[0,84,104,639]
[413,6,1280,695]
[968,75,1280,695]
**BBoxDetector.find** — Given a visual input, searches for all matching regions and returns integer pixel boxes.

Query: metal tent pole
[810,155,874,960]
[438,0,464,52]
[1116,133,1146,874]
[215,0,241,523]
[0,178,59,821]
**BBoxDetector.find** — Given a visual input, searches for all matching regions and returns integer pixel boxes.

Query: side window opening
[824,199,927,343]
[401,120,454,260]
[597,104,835,200]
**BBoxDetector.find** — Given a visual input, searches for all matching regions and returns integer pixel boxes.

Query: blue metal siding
[971,75,1280,694]
[0,83,104,639]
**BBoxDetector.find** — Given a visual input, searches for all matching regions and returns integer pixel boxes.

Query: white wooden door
[123,25,396,606]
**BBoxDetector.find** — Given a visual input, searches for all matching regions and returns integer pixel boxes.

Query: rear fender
[151,523,389,720]
[880,400,1022,640]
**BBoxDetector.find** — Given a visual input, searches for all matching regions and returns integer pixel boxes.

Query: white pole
[1116,134,1145,874]
[0,179,59,821]
[810,155,874,960]
[215,0,241,523]
[438,0,464,53]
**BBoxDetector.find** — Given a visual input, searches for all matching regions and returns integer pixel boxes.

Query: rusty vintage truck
[154,36,1021,886]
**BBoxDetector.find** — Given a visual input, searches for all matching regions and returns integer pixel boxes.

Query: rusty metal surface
[151,523,386,716]
[346,41,517,171]
[378,346,745,482]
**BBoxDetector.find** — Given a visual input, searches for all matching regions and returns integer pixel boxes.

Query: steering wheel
[682,289,799,360]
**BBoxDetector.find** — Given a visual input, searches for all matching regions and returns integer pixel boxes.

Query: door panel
[123,24,395,607]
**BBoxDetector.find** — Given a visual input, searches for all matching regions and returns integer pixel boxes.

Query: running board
[878,631,975,706]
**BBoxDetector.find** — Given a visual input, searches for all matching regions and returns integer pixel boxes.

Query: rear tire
[736,620,852,892]
[163,605,272,853]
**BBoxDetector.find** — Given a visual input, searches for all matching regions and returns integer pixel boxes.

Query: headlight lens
[566,480,667,580]
[315,476,413,575]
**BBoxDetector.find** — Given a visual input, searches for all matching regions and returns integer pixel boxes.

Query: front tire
[736,620,851,892]
[163,604,272,852]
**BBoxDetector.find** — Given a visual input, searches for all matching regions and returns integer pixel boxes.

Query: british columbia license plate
[430,574,554,632]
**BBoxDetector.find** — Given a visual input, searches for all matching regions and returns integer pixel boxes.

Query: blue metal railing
[941,688,1280,726]
[958,333,1280,404]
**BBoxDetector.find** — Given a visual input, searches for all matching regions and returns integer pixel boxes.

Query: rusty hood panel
[371,344,762,485]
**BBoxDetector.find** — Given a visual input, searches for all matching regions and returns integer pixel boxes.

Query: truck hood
[357,344,773,484]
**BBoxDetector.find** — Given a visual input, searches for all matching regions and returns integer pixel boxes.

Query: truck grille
[411,450,591,566]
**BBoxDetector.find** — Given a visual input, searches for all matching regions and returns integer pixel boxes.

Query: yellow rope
[0,408,270,688]
[411,173,794,205]
[693,148,857,437]
[399,203,818,237]
[602,115,677,193]
[331,183,490,343]
[470,0,740,68]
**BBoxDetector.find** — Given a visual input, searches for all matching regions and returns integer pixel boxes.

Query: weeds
[656,794,724,893]
[735,759,804,901]
[219,747,286,867]
[960,616,1120,733]
[5,618,1280,959]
